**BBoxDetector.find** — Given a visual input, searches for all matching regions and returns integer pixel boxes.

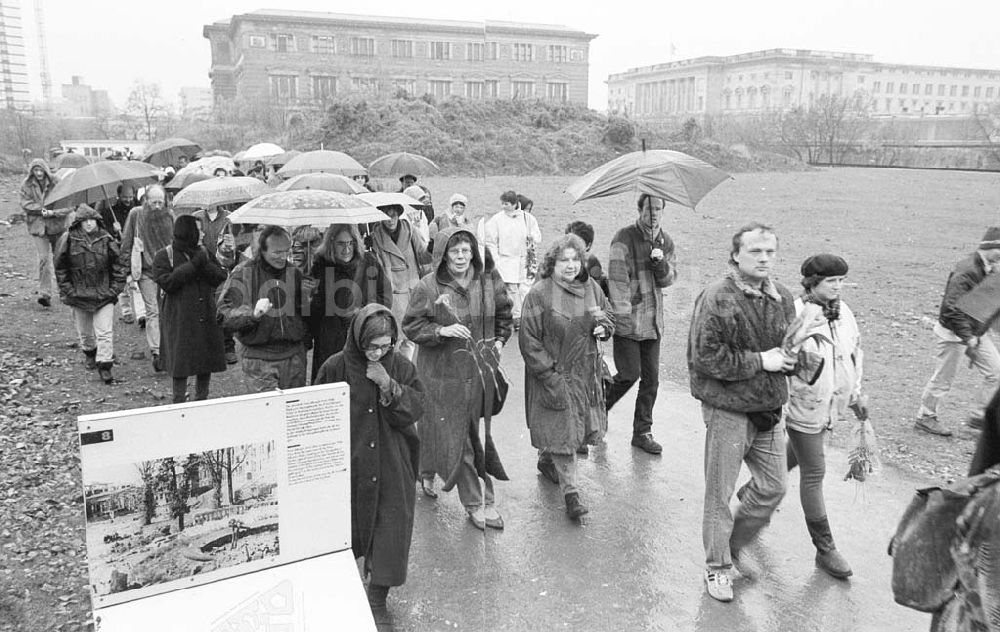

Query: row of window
[269,75,570,101]
[246,33,581,62]
[874,98,995,114]
[867,81,997,99]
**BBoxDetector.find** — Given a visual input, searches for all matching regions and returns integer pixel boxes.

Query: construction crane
[34,0,51,104]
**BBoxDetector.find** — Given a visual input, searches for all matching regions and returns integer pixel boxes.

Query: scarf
[804,293,841,321]
[726,267,783,302]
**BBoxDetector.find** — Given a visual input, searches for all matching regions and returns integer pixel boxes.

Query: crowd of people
[19,153,1000,625]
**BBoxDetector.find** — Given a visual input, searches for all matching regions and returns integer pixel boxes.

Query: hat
[399,174,417,183]
[800,254,849,278]
[403,185,426,201]
[980,227,1000,250]
[448,193,468,207]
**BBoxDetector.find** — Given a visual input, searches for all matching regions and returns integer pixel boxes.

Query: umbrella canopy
[164,170,212,192]
[175,156,236,178]
[43,161,161,209]
[142,138,203,167]
[356,191,425,210]
[172,176,271,209]
[228,190,388,228]
[242,143,285,162]
[277,150,366,178]
[265,149,302,166]
[367,151,439,177]
[232,150,247,164]
[52,153,90,169]
[565,149,731,208]
[275,172,367,194]
[54,167,77,181]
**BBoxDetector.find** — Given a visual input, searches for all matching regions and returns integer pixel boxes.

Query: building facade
[179,86,214,121]
[58,76,113,118]
[203,10,595,107]
[608,49,1000,121]
[0,0,30,108]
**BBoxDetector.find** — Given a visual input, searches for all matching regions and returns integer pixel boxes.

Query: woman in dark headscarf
[314,304,423,615]
[307,223,391,384]
[153,214,229,403]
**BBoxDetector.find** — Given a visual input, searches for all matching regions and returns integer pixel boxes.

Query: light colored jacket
[786,298,864,432]
[482,209,541,284]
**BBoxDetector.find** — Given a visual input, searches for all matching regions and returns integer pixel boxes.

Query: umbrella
[176,156,236,178]
[43,161,161,209]
[233,150,247,164]
[265,150,302,166]
[275,172,367,194]
[367,152,439,177]
[164,170,212,192]
[242,143,285,162]
[52,153,90,169]
[54,167,77,181]
[172,176,271,209]
[228,190,388,227]
[565,149,731,208]
[277,150,366,178]
[356,191,425,210]
[142,138,202,168]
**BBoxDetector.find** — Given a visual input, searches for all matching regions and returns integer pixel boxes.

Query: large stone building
[203,10,596,107]
[0,0,30,108]
[58,76,113,118]
[608,48,1000,121]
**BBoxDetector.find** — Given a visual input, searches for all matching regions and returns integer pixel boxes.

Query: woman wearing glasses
[307,223,391,384]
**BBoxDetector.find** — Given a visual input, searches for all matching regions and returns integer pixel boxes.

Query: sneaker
[483,506,504,530]
[37,294,51,308]
[121,313,135,324]
[704,569,734,602]
[467,507,486,531]
[137,316,147,329]
[225,351,238,365]
[915,414,953,437]
[537,459,559,485]
[968,415,985,431]
[420,475,438,499]
[565,492,589,520]
[631,433,663,455]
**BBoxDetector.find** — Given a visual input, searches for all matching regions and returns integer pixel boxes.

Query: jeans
[702,403,787,570]
[118,275,146,320]
[606,335,660,436]
[455,434,495,510]
[136,273,160,354]
[172,374,211,404]
[919,329,1000,419]
[786,427,827,521]
[72,304,115,363]
[538,450,577,496]
[240,348,306,392]
[32,233,62,298]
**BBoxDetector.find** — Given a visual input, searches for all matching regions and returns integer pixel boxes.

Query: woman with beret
[785,253,868,579]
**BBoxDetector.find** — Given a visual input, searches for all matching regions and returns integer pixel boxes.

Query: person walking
[785,254,868,579]
[520,234,614,520]
[314,304,423,618]
[307,223,391,384]
[119,185,174,372]
[99,183,146,327]
[688,222,796,602]
[402,185,432,242]
[54,205,126,384]
[428,193,473,248]
[605,194,677,455]
[916,227,1000,436]
[152,215,229,404]
[402,226,513,530]
[482,190,541,327]
[192,205,237,364]
[21,158,69,308]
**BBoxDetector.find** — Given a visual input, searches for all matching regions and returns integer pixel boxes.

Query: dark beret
[800,254,848,278]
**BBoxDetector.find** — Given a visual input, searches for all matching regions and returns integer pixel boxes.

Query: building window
[312,76,336,101]
[467,42,484,61]
[975,86,982,97]
[269,75,297,100]
[785,71,793,80]
[548,45,567,63]
[872,81,881,92]
[465,81,484,99]
[899,83,907,95]
[988,87,996,98]
[924,83,933,95]
[351,77,379,93]
[962,85,970,97]
[486,42,499,60]
[270,33,295,53]
[948,85,956,96]
[392,78,415,96]
[390,40,413,58]
[429,80,452,99]
[484,80,499,98]
[248,34,266,48]
[913,83,921,94]
[886,82,894,94]
[513,43,534,62]
[312,36,334,54]
[937,84,945,96]
[546,82,568,102]
[350,37,376,56]
[570,49,584,62]
[429,42,451,60]
[511,80,535,98]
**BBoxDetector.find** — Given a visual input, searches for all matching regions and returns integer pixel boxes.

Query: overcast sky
[19,0,1000,111]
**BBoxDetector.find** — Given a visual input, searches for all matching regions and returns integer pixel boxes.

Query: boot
[565,492,588,520]
[97,361,114,385]
[367,583,389,610]
[806,516,852,579]
[83,348,98,371]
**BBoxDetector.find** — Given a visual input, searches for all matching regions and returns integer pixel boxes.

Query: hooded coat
[370,217,431,325]
[314,304,423,586]
[402,226,513,490]
[54,206,126,312]
[520,271,615,453]
[20,158,65,237]
[152,216,229,378]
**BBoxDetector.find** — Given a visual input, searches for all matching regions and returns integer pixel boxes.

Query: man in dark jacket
[688,222,796,602]
[20,158,70,307]
[605,194,676,454]
[218,226,316,391]
[917,227,1000,436]
[98,183,145,326]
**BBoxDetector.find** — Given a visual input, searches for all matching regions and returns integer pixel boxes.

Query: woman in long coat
[402,226,513,530]
[152,215,228,403]
[314,304,423,613]
[307,223,391,384]
[520,233,614,520]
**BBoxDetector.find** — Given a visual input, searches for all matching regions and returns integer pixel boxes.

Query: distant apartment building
[58,76,113,117]
[0,0,30,108]
[203,10,596,106]
[179,86,214,120]
[608,49,1000,121]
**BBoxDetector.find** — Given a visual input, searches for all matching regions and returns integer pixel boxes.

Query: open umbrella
[275,172,367,194]
[265,149,302,167]
[277,150,366,178]
[565,149,731,208]
[242,143,284,162]
[142,138,203,168]
[228,190,388,228]
[356,191,425,210]
[367,152,439,177]
[43,161,161,209]
[164,170,212,192]
[172,176,271,210]
[52,153,90,169]
[176,156,236,178]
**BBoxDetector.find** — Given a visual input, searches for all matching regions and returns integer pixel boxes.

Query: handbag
[491,365,509,416]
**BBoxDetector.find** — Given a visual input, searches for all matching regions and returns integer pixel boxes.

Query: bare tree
[126,80,167,141]
[201,447,250,507]
[971,102,1000,165]
[135,461,157,525]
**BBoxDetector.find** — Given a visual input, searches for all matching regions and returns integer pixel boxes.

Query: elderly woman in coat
[152,215,229,403]
[402,226,513,530]
[314,304,423,614]
[520,233,614,520]
[54,204,127,384]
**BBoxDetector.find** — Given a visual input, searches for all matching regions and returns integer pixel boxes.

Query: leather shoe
[152,353,164,373]
[537,459,559,485]
[631,433,662,454]
[565,492,588,520]
[37,294,50,308]
[467,507,486,531]
[816,548,853,579]
[483,505,504,530]
[968,415,985,430]
[137,316,146,329]
[914,415,953,437]
[420,476,438,499]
